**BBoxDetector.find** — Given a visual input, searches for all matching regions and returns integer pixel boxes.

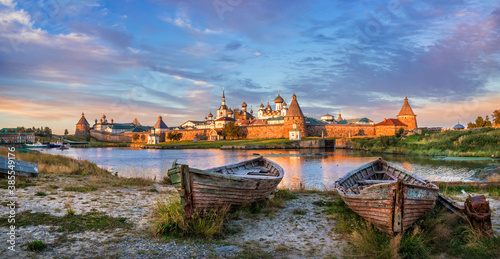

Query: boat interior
[207,158,282,177]
[336,159,433,195]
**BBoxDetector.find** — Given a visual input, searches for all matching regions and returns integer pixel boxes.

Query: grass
[63,186,98,193]
[0,147,110,176]
[151,196,229,239]
[439,183,500,198]
[351,127,500,157]
[35,191,46,196]
[318,192,500,258]
[0,211,132,232]
[26,240,46,251]
[0,177,37,189]
[145,137,332,149]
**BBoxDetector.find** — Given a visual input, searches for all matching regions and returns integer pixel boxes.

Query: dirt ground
[1,174,498,258]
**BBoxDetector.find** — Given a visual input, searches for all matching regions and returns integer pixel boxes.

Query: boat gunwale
[168,156,284,181]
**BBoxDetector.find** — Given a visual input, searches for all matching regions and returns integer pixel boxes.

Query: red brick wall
[307,125,376,138]
[240,125,284,139]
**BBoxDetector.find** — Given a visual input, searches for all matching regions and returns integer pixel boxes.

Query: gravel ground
[1,174,498,258]
[0,175,344,258]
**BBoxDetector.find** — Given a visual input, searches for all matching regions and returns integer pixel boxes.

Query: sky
[0,0,499,134]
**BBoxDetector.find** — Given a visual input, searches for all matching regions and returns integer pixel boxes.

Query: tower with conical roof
[283,93,307,138]
[397,96,417,130]
[75,112,90,136]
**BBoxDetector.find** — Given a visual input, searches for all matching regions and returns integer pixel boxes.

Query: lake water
[41,148,500,190]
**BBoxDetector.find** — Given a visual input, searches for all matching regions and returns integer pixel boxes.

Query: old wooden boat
[0,156,39,177]
[335,158,439,235]
[168,157,284,216]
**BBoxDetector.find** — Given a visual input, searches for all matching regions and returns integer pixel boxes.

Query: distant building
[397,96,417,130]
[320,113,335,123]
[257,91,288,120]
[147,129,160,144]
[75,112,90,136]
[0,128,35,144]
[452,122,465,130]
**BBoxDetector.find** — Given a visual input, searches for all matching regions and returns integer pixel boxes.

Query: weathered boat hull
[335,159,438,235]
[168,157,284,216]
[0,156,39,177]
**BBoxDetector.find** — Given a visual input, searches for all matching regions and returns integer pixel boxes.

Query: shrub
[26,240,46,251]
[35,191,46,196]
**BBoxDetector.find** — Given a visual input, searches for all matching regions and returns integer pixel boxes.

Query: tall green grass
[352,128,500,157]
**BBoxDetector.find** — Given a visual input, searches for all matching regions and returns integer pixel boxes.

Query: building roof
[398,96,416,116]
[375,118,407,126]
[109,125,134,130]
[453,123,465,130]
[241,101,247,107]
[132,118,141,126]
[130,126,152,132]
[337,119,348,124]
[154,116,168,129]
[77,112,89,125]
[285,93,304,117]
[274,93,284,103]
[306,117,326,124]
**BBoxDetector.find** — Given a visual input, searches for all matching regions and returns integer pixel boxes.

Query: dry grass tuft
[151,196,230,239]
[486,173,500,182]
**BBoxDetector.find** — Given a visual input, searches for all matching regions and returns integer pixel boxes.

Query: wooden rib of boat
[168,157,284,217]
[335,158,439,235]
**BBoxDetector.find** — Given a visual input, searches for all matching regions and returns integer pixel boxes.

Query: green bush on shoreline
[352,128,500,157]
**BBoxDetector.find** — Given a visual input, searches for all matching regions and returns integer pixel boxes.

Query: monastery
[77,89,418,143]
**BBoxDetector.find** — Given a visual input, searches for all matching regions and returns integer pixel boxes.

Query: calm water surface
[41,148,500,190]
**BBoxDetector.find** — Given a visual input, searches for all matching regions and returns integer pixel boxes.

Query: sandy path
[227,193,345,258]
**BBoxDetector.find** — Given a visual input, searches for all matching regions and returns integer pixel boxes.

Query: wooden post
[180,165,193,218]
[392,180,403,234]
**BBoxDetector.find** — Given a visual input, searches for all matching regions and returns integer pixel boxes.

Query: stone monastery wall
[92,123,401,143]
[307,124,376,138]
[239,125,284,139]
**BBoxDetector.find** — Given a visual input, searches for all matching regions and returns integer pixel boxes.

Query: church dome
[241,101,247,107]
[274,94,283,103]
[228,108,233,115]
[453,123,465,130]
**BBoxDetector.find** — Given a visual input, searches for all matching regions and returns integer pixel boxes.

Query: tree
[474,116,485,128]
[493,109,500,126]
[85,133,91,142]
[222,122,240,140]
[167,132,182,142]
[132,134,140,141]
[467,122,475,129]
[64,129,69,135]
[485,116,492,127]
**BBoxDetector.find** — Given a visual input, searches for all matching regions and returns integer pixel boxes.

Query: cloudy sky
[1,0,499,134]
